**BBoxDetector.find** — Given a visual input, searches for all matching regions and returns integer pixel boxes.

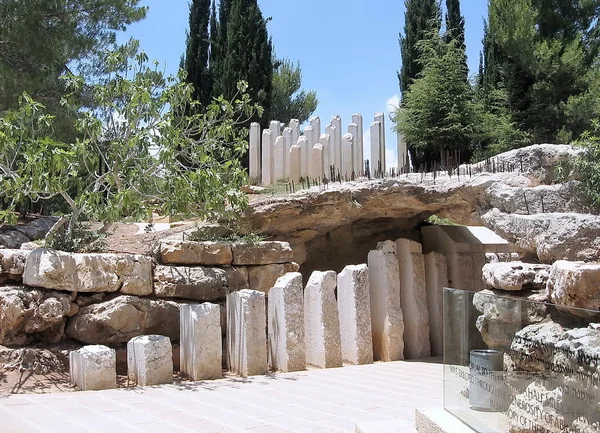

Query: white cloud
[386,94,400,114]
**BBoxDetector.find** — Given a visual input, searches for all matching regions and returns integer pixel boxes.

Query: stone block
[368,241,404,362]
[396,238,430,359]
[548,260,600,317]
[70,345,116,391]
[127,335,173,386]
[374,112,386,169]
[247,262,300,295]
[249,122,261,180]
[337,264,373,365]
[424,252,448,357]
[0,249,30,284]
[351,113,364,175]
[24,249,152,295]
[298,136,309,178]
[326,124,338,174]
[261,129,272,186]
[331,115,343,173]
[289,119,300,154]
[231,241,293,265]
[227,289,267,377]
[157,240,232,265]
[342,133,354,178]
[310,143,324,180]
[154,265,248,301]
[348,123,360,176]
[304,270,342,368]
[269,120,281,138]
[309,116,321,140]
[483,261,550,291]
[289,145,301,182]
[268,273,306,372]
[283,127,293,173]
[370,121,382,175]
[319,133,331,179]
[180,303,222,380]
[273,136,285,182]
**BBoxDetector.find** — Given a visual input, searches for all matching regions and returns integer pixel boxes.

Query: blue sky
[118,0,488,168]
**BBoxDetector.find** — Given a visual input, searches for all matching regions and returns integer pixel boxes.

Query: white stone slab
[309,116,321,141]
[397,130,407,174]
[270,120,281,138]
[396,239,430,359]
[268,272,306,372]
[283,127,293,176]
[424,252,448,357]
[180,303,222,381]
[127,335,173,386]
[289,145,301,182]
[331,115,343,174]
[348,123,360,176]
[261,129,273,186]
[303,126,315,178]
[342,133,354,179]
[368,241,404,362]
[289,119,300,154]
[249,122,261,181]
[319,133,331,180]
[273,136,285,182]
[337,264,373,365]
[227,289,267,377]
[310,143,324,181]
[304,270,343,368]
[370,121,381,176]
[326,124,337,176]
[297,136,309,178]
[374,112,386,171]
[352,113,364,175]
[70,345,116,391]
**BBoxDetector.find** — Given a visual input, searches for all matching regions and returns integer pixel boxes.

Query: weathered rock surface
[482,261,550,291]
[154,265,248,301]
[66,296,180,344]
[0,286,72,345]
[482,209,600,262]
[231,241,294,265]
[548,261,600,316]
[509,321,566,373]
[24,249,153,295]
[156,240,233,265]
[0,230,30,249]
[247,262,299,294]
[0,217,57,249]
[0,249,30,284]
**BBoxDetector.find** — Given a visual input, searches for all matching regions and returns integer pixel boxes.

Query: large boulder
[0,286,72,345]
[0,249,30,284]
[482,209,600,263]
[0,229,30,249]
[156,240,233,265]
[66,295,180,344]
[548,261,600,317]
[23,249,153,295]
[482,261,550,291]
[247,263,300,294]
[153,265,248,301]
[231,241,294,265]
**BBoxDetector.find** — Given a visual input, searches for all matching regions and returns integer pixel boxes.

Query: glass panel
[443,287,600,433]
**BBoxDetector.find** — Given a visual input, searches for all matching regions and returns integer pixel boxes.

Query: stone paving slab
[0,359,442,433]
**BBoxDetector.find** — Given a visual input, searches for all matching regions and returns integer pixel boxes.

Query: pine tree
[398,0,441,98]
[183,0,212,109]
[445,0,467,80]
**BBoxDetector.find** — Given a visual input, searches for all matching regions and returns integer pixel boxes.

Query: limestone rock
[154,265,248,301]
[0,249,30,284]
[507,381,567,433]
[23,249,153,295]
[548,261,600,316]
[482,261,550,291]
[70,345,116,391]
[13,217,57,241]
[231,241,294,265]
[66,296,180,344]
[247,262,299,294]
[0,286,71,345]
[482,209,600,263]
[0,230,30,249]
[509,321,566,373]
[156,240,232,265]
[127,335,173,386]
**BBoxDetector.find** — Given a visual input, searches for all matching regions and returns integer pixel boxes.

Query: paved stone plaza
[0,360,442,433]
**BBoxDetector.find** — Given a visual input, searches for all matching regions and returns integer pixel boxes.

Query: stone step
[355,419,417,433]
[415,408,479,433]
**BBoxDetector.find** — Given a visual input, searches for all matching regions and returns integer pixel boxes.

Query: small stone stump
[337,264,373,365]
[127,335,173,386]
[268,272,306,372]
[227,289,267,377]
[304,270,342,368]
[70,345,116,391]
[180,303,222,381]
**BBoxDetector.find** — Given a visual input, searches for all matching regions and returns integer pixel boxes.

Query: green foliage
[398,0,441,97]
[183,0,213,109]
[271,58,318,124]
[0,44,261,231]
[445,0,467,80]
[46,222,108,253]
[425,215,459,226]
[395,30,477,165]
[188,226,267,244]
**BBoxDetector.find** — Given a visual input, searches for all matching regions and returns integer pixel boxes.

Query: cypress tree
[398,0,441,98]
[445,0,467,80]
[183,0,212,109]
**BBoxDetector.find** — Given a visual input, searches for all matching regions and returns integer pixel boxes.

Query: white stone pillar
[297,136,309,178]
[396,239,430,359]
[180,303,222,381]
[348,123,360,176]
[337,264,373,365]
[309,116,321,141]
[273,136,285,182]
[424,252,448,357]
[227,289,267,377]
[368,241,404,362]
[304,270,342,369]
[289,119,300,152]
[70,345,116,391]
[304,126,315,178]
[310,143,324,181]
[352,114,364,175]
[319,133,331,179]
[370,121,381,176]
[127,335,173,386]
[374,112,386,172]
[326,124,337,177]
[331,115,343,174]
[268,272,306,372]
[270,120,281,139]
[289,145,301,182]
[342,133,354,179]
[261,129,273,186]
[249,123,261,181]
[283,127,293,177]
[397,131,408,174]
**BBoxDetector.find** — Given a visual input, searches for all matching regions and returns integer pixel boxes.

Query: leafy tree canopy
[271,57,318,124]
